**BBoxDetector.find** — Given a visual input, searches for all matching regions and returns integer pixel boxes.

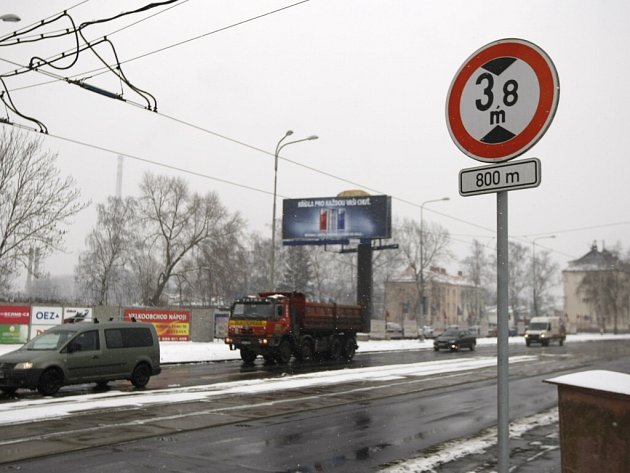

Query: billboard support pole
[357,241,372,332]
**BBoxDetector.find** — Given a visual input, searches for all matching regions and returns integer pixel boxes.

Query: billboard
[30,306,63,339]
[0,305,30,344]
[63,307,93,324]
[282,195,391,242]
[124,308,191,341]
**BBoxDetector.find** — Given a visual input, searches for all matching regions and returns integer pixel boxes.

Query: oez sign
[31,306,63,326]
[36,311,60,321]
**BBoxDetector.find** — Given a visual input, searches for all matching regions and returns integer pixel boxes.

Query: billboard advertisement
[282,195,391,242]
[214,312,229,339]
[30,306,63,339]
[63,307,93,324]
[0,305,30,344]
[124,308,191,341]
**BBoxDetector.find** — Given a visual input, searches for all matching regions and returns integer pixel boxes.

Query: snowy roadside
[1,333,626,471]
[378,407,559,473]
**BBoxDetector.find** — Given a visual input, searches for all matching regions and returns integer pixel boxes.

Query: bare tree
[0,130,85,292]
[397,218,452,322]
[461,239,490,288]
[75,197,136,304]
[279,245,313,295]
[136,173,235,306]
[182,211,247,306]
[531,248,560,317]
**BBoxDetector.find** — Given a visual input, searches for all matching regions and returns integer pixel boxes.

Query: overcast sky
[1,0,628,283]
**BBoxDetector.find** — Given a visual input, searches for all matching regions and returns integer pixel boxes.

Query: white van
[524,316,566,347]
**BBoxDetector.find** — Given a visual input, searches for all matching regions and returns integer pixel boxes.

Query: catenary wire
[1,2,626,260]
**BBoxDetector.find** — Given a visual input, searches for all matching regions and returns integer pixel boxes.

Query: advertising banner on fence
[282,195,392,242]
[63,307,93,324]
[214,313,229,339]
[0,305,30,344]
[30,306,63,339]
[124,308,191,341]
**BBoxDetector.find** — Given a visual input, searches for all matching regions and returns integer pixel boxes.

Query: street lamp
[419,197,449,330]
[532,235,555,318]
[0,14,20,22]
[269,131,318,289]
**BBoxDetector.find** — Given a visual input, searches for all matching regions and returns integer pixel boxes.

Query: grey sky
[1,0,628,280]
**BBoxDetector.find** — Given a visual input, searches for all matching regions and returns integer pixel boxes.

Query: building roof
[564,242,620,272]
[389,266,476,287]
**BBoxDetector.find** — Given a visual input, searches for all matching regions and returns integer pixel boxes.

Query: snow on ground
[378,407,560,473]
[0,333,628,467]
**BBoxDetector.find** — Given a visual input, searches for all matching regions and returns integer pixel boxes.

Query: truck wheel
[470,342,476,351]
[328,337,342,361]
[526,340,531,347]
[37,368,63,396]
[297,339,314,362]
[342,337,356,361]
[240,348,257,364]
[559,338,564,346]
[276,341,292,364]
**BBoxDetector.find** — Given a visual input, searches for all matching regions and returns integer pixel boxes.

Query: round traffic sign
[446,38,559,162]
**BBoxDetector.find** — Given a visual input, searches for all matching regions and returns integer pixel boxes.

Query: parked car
[420,326,435,338]
[385,322,403,339]
[433,327,477,352]
[0,320,161,396]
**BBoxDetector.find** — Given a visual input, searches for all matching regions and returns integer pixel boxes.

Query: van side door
[65,329,104,382]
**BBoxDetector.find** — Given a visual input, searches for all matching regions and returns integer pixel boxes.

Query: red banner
[124,308,191,341]
[0,305,30,325]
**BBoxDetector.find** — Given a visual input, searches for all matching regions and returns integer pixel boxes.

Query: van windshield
[529,322,550,331]
[23,329,77,350]
[231,302,279,320]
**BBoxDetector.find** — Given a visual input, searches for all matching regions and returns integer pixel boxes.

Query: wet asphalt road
[1,340,629,472]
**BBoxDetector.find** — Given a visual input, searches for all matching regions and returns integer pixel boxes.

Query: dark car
[433,328,477,352]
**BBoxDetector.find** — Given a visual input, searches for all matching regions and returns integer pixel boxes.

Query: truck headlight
[15,362,33,370]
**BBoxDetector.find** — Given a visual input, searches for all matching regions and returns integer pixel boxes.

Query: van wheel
[38,368,63,396]
[130,363,151,388]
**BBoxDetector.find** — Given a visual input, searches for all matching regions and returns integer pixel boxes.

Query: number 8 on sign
[446,38,559,163]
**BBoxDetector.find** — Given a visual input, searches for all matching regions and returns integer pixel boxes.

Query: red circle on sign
[446,39,559,162]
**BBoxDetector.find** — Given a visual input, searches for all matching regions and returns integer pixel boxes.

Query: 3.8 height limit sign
[445,38,559,473]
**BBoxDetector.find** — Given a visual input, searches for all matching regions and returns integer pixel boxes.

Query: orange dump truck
[225,292,365,364]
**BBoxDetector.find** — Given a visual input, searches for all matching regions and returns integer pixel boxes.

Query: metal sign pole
[497,190,509,472]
